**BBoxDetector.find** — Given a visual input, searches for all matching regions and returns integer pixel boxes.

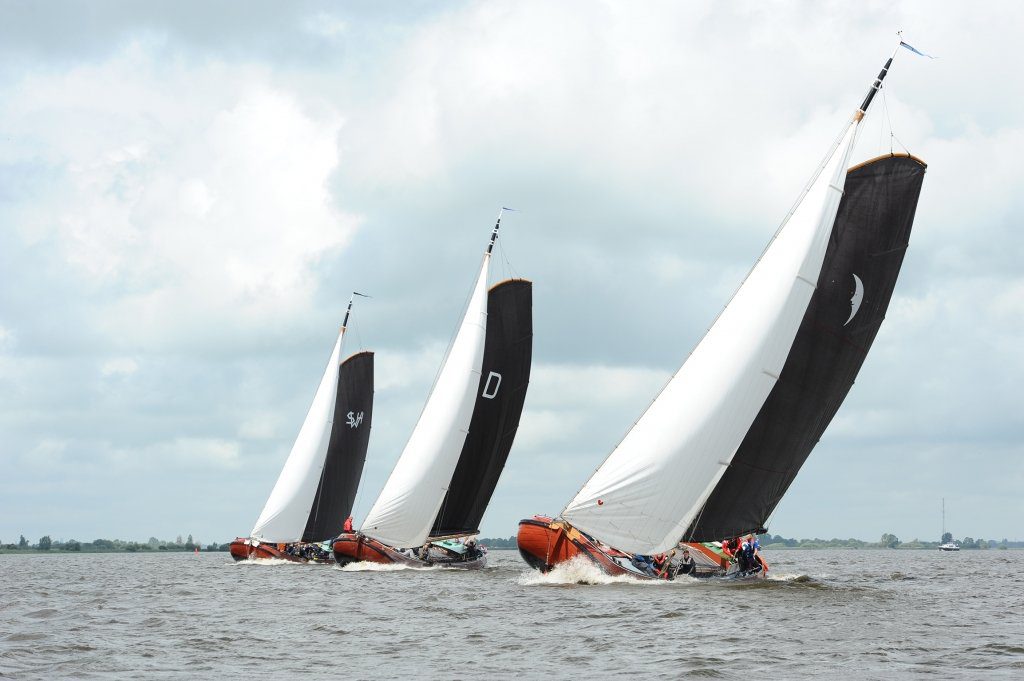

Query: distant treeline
[5,532,1021,554]
[0,534,232,553]
[478,533,1024,550]
[758,533,1021,550]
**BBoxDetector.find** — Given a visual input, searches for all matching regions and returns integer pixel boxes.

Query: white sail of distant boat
[249,293,375,545]
[359,239,492,549]
[560,86,881,557]
[251,331,346,542]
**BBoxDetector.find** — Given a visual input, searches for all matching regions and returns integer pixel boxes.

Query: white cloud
[2,43,358,352]
[100,357,139,378]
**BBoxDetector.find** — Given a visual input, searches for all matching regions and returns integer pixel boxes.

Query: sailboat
[939,498,960,551]
[518,47,927,580]
[230,295,374,563]
[332,212,533,569]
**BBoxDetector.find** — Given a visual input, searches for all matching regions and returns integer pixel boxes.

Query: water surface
[1,549,1021,679]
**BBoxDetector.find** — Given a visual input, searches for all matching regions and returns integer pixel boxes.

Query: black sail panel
[302,351,374,542]
[686,154,926,542]
[430,279,533,538]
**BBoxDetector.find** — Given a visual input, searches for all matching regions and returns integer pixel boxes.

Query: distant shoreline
[4,546,1022,556]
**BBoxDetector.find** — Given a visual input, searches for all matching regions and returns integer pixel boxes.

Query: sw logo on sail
[347,411,364,429]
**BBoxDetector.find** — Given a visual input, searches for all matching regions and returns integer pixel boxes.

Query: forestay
[251,330,344,543]
[361,257,490,548]
[562,120,861,556]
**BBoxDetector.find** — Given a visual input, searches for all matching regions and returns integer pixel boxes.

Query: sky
[2,1,1022,546]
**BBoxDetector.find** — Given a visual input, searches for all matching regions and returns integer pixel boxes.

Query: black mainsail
[429,279,533,538]
[301,351,375,542]
[685,154,926,542]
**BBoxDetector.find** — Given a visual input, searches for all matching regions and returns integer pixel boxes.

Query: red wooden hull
[229,538,332,564]
[332,533,487,570]
[516,516,642,576]
[516,516,737,580]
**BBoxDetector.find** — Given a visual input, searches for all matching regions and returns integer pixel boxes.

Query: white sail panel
[563,121,860,555]
[251,331,344,542]
[360,257,490,548]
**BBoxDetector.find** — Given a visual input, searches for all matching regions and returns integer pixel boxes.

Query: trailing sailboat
[518,48,927,580]
[231,295,374,563]
[333,212,533,569]
[939,498,960,551]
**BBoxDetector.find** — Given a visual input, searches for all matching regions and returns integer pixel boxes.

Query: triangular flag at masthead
[900,41,935,59]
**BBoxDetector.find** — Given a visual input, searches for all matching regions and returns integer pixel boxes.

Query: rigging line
[878,83,887,156]
[684,495,711,543]
[497,233,520,281]
[350,317,364,352]
[891,131,910,155]
[881,83,895,156]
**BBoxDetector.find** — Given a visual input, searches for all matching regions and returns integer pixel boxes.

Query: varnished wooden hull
[229,538,333,564]
[516,516,739,580]
[331,533,487,570]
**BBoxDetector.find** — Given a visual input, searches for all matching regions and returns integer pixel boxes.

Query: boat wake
[516,556,676,587]
[759,572,828,588]
[336,561,440,573]
[230,558,300,567]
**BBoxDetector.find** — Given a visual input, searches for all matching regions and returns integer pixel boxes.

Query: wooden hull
[229,538,334,564]
[332,533,487,570]
[516,516,743,580]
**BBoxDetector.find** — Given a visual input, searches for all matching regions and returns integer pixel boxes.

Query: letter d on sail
[482,371,502,399]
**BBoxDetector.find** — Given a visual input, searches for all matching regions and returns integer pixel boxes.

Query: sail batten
[360,256,491,548]
[562,120,861,556]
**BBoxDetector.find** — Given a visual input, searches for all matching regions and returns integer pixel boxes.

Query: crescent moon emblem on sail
[844,273,864,326]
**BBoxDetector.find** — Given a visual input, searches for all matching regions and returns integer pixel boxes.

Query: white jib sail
[360,256,490,548]
[250,330,344,543]
[562,120,861,556]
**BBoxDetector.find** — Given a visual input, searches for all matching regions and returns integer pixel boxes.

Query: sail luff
[360,256,490,548]
[250,329,345,543]
[561,119,861,556]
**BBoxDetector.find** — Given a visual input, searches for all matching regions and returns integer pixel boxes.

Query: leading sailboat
[518,47,926,579]
[333,212,533,569]
[231,295,374,563]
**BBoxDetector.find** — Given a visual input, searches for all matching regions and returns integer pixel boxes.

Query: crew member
[735,537,751,572]
[677,548,696,575]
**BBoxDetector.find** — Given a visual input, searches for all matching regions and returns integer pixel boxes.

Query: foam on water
[230,557,301,567]
[336,560,440,573]
[516,555,675,586]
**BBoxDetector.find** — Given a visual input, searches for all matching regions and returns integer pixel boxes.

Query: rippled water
[2,549,1022,679]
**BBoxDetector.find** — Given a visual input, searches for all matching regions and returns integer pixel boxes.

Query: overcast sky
[2,1,1021,546]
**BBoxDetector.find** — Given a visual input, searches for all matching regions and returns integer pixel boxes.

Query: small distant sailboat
[333,211,532,569]
[231,295,374,563]
[518,46,927,580]
[939,498,960,551]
